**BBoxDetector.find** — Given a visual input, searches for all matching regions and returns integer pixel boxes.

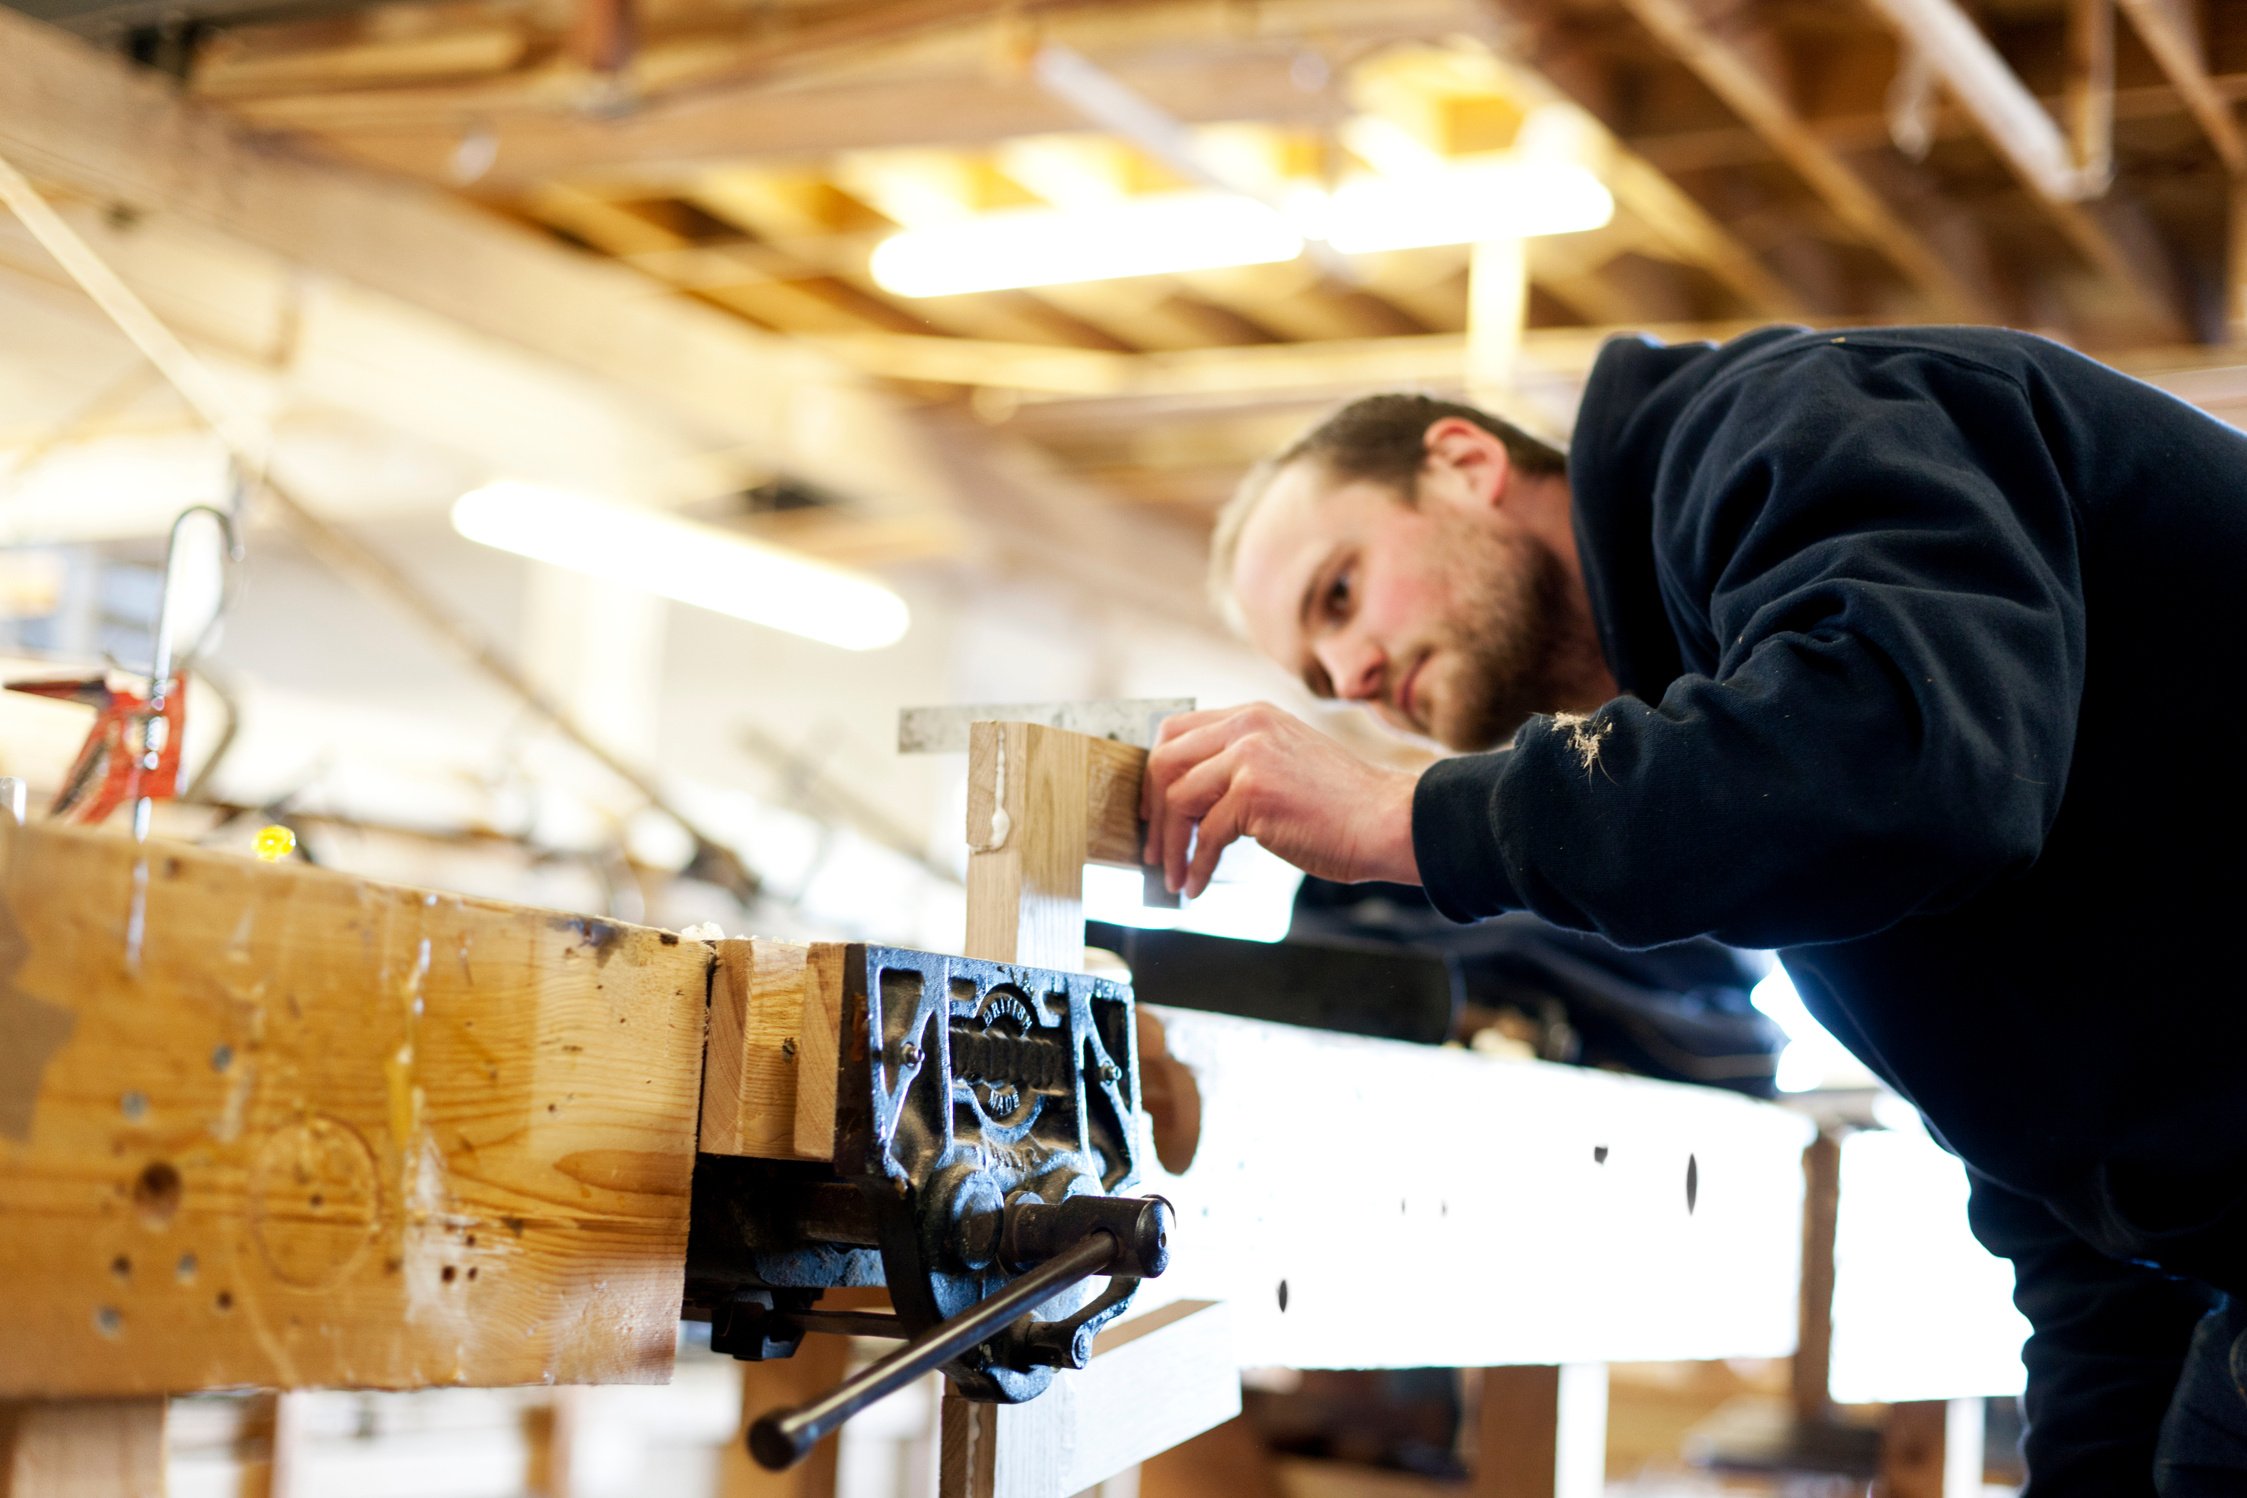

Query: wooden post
[1471,1365,1606,1498]
[1878,1398,1985,1498]
[950,722,1091,1498]
[964,721,1090,972]
[0,1398,166,1498]
[1794,1131,1843,1423]
[946,722,1239,1498]
[719,1336,855,1498]
[1466,238,1527,409]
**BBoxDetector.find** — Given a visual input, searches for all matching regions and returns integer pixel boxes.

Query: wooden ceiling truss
[17,0,2247,524]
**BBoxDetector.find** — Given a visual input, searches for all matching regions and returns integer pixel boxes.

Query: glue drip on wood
[973,730,1011,852]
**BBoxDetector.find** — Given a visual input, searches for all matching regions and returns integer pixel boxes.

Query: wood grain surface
[0,822,710,1395]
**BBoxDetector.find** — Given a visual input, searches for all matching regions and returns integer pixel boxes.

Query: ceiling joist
[1614,0,2003,321]
[1860,0,2195,342]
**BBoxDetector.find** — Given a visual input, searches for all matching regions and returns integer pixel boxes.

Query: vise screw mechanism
[683,946,1173,1469]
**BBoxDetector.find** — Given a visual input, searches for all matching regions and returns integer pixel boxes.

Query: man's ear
[1421,417,1513,510]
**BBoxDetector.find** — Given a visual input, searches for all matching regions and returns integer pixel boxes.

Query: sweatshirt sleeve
[1414,347,2086,949]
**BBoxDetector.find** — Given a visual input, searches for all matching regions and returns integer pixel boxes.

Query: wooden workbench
[0,726,1815,1498]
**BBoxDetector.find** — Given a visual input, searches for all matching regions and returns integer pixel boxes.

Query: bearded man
[1139,325,2247,1494]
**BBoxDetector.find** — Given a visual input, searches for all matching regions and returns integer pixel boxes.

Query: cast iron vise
[683,945,1172,1469]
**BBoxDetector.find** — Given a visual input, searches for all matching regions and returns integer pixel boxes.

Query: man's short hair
[1208,393,1567,629]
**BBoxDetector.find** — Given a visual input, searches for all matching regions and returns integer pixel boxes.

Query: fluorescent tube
[1322,163,1615,254]
[452,481,909,652]
[868,192,1304,297]
[865,166,1612,296]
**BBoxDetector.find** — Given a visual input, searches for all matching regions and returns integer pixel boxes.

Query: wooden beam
[2117,0,2247,173]
[1141,1005,1814,1367]
[0,822,708,1395]
[1612,0,2002,321]
[685,170,1080,349]
[1631,57,2247,176]
[1859,0,2194,341]
[208,0,1487,170]
[0,6,952,516]
[1861,0,2102,200]
[2065,0,2116,191]
[812,320,1822,433]
[518,181,920,339]
[242,56,1346,186]
[1484,0,1811,317]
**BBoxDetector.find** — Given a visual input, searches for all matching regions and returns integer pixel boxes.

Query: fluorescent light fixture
[1321,162,1614,254]
[452,481,909,652]
[866,163,1613,296]
[869,191,1304,296]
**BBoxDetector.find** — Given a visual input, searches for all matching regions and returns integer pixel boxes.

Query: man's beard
[1426,525,1600,752]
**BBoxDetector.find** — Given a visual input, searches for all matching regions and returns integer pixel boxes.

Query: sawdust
[1551,712,1614,776]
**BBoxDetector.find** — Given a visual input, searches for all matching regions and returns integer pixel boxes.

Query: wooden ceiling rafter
[1610,0,2007,321]
[681,166,1093,347]
[1859,0,2197,342]
[199,0,1473,169]
[1483,0,1813,317]
[519,180,924,336]
[2115,0,2247,172]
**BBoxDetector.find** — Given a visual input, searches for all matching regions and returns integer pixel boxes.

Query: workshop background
[2,0,2235,1491]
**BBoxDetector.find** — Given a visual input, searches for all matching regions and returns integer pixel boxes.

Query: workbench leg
[0,1398,167,1498]
[1879,1398,1984,1498]
[1471,1365,1606,1498]
[719,1337,853,1498]
[1795,1130,1843,1424]
[946,720,1088,1498]
[1137,1416,1281,1498]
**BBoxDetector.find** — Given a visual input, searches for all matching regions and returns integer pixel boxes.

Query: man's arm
[1149,349,2086,947]
[1418,350,2084,947]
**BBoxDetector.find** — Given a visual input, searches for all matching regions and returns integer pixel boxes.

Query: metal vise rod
[747,1230,1121,1470]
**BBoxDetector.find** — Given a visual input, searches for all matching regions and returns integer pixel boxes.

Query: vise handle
[747,1196,1173,1470]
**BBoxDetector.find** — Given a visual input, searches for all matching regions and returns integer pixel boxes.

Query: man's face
[1228,457,1570,752]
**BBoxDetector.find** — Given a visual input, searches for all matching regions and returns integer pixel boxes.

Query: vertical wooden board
[1794,1131,1843,1421]
[0,823,710,1395]
[964,722,1088,972]
[699,940,759,1158]
[0,1398,166,1497]
[1473,1366,1560,1498]
[987,1301,1240,1498]
[951,721,1102,1498]
[791,944,848,1162]
[700,939,827,1161]
[1471,1365,1604,1498]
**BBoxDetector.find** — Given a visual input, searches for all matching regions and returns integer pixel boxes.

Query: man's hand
[1139,703,1422,898]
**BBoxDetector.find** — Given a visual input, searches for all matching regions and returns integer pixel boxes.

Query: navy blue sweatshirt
[1413,326,2247,1286]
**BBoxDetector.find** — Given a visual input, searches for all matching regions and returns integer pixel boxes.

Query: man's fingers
[1184,792,1245,899]
[1141,711,1261,864]
[1157,749,1239,893]
[1141,714,1221,853]
[1151,706,1243,746]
